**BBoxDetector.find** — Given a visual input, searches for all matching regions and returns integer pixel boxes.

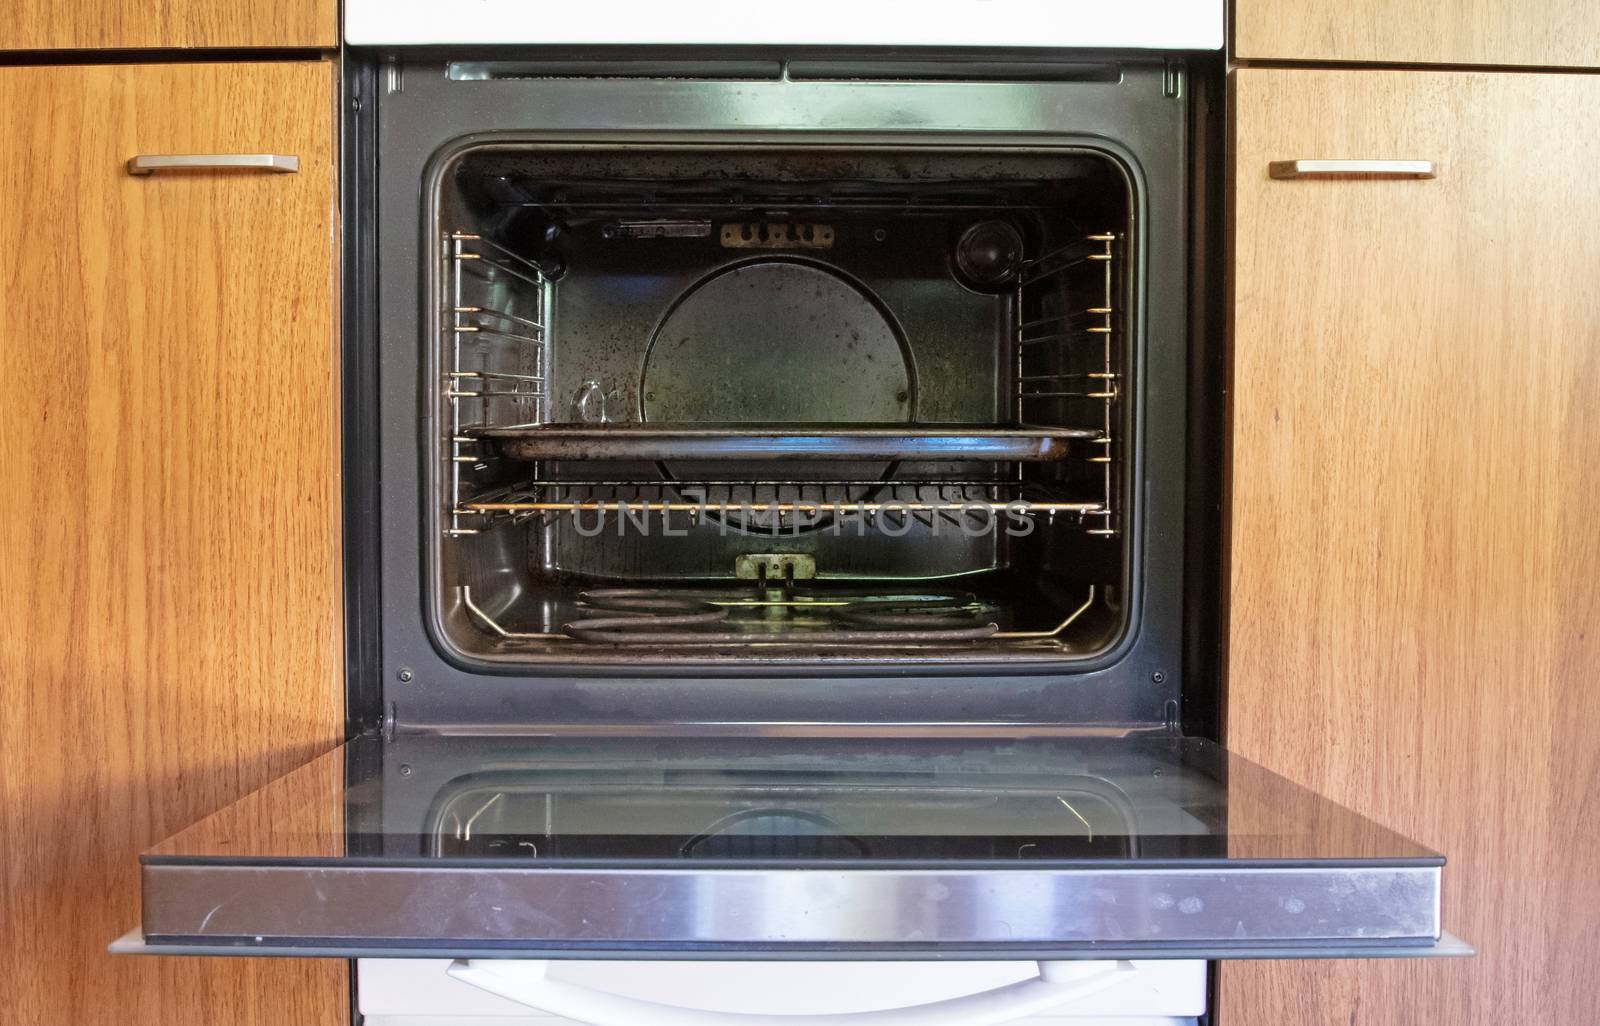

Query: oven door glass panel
[123,733,1459,959]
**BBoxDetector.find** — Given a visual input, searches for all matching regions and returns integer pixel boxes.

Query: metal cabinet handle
[1268,159,1435,180]
[126,154,299,176]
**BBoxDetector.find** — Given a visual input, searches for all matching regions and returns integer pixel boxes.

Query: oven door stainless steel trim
[138,862,1443,955]
[112,927,1476,962]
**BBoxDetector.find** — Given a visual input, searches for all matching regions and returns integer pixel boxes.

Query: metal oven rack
[445,231,552,536]
[456,479,1104,526]
[1015,231,1119,536]
[442,230,1118,538]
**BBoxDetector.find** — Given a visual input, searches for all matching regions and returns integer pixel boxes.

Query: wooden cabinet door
[1234,0,1600,68]
[0,62,345,1025]
[0,0,334,49]
[1225,68,1600,1026]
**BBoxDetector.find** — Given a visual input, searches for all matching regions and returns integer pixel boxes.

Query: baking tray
[472,424,1096,462]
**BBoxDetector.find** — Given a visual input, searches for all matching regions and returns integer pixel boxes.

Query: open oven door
[113,732,1468,962]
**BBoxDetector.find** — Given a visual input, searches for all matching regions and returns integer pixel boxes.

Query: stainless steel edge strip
[143,864,1440,947]
[115,928,1475,961]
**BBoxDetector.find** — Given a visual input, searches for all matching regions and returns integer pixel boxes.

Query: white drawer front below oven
[357,958,1205,1025]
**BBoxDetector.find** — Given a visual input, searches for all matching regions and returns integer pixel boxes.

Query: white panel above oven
[344,0,1224,50]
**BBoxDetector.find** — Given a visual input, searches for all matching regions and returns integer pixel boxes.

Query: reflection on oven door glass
[430,777,1136,860]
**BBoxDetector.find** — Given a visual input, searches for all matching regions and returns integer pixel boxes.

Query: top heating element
[346,1,1224,49]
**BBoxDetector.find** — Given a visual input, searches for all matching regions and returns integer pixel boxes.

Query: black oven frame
[338,49,1226,737]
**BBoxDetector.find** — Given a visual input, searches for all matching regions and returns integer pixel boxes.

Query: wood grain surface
[0,0,335,50]
[0,61,345,1025]
[1234,0,1600,68]
[1224,67,1600,1026]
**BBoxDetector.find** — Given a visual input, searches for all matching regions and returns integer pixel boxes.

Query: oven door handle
[446,958,1135,1026]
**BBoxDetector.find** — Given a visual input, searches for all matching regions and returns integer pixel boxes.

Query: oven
[391,66,1173,719]
[113,4,1470,1023]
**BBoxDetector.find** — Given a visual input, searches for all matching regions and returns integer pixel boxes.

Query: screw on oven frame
[1151,670,1166,684]
[397,667,414,683]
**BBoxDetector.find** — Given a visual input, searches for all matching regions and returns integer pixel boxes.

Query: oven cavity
[435,147,1131,667]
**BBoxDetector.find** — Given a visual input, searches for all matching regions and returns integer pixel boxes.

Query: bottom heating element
[463,581,1098,649]
[561,586,1000,646]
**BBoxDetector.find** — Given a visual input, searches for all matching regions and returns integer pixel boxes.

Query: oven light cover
[345,0,1224,50]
